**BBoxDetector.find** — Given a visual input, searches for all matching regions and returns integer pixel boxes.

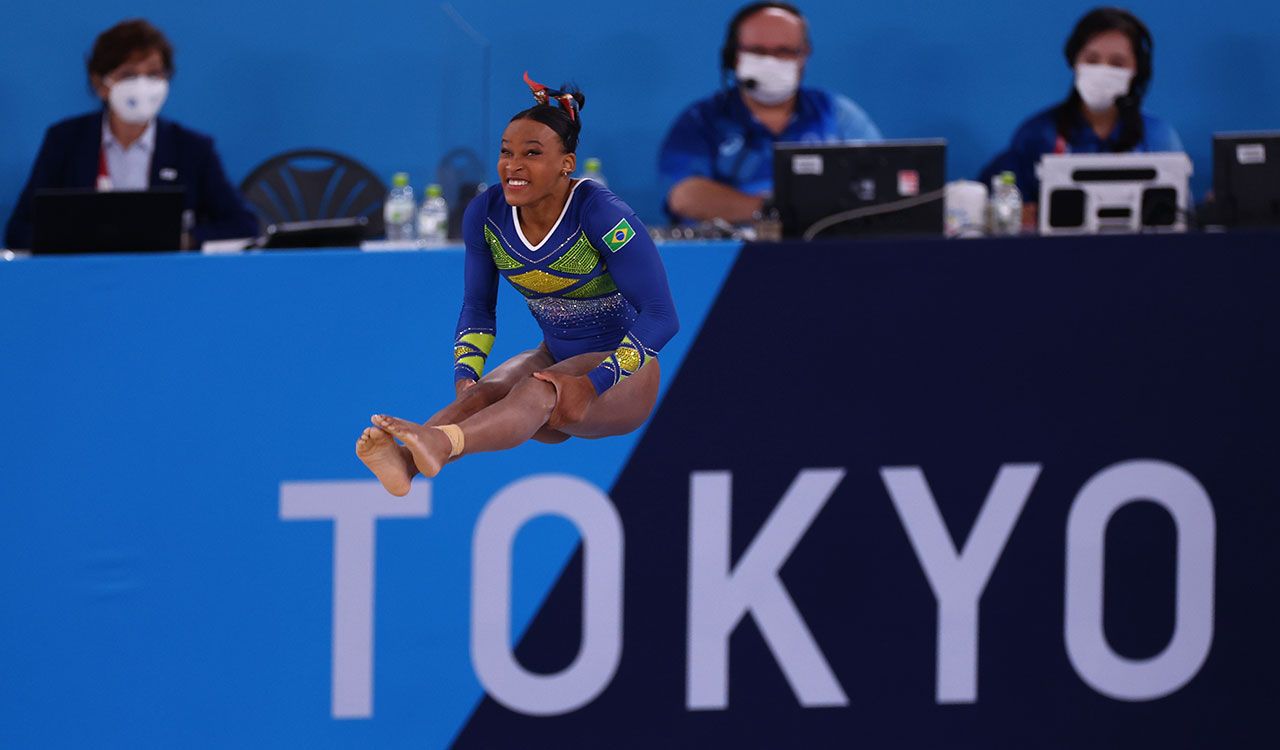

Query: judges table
[2,232,1277,749]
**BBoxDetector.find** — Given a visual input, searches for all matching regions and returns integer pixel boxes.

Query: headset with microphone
[718,1,809,88]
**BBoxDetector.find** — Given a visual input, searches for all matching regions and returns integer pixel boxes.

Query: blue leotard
[454,180,678,395]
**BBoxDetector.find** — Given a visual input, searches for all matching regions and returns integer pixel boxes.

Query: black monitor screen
[773,139,946,240]
[1212,131,1280,228]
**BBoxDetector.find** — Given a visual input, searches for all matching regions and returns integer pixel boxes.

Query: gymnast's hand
[455,379,477,398]
[533,371,595,430]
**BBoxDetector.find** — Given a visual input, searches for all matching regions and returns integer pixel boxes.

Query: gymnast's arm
[452,197,499,390]
[582,216,680,396]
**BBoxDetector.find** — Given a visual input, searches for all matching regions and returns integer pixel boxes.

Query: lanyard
[97,144,113,191]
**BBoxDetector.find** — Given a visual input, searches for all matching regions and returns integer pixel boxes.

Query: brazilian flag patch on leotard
[602,218,635,253]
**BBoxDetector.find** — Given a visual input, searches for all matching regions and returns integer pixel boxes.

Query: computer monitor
[32,188,184,254]
[1212,131,1280,228]
[772,139,946,240]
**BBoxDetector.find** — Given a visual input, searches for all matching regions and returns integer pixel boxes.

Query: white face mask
[107,76,169,124]
[735,51,801,106]
[1074,63,1134,112]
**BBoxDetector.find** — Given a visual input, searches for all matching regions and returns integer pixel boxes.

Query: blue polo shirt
[981,104,1184,200]
[658,86,881,218]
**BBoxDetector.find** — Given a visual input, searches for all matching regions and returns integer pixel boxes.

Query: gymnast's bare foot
[372,414,453,478]
[356,427,414,496]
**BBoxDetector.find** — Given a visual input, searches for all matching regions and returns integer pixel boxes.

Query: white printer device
[1036,152,1193,235]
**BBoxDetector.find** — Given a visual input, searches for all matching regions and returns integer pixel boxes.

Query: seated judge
[658,2,882,223]
[978,7,1184,211]
[4,18,258,249]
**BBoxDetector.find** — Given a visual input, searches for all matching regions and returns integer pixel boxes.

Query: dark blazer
[5,111,259,248]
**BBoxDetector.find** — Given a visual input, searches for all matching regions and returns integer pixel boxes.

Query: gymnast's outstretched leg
[357,346,556,492]
[372,374,559,478]
[372,351,659,479]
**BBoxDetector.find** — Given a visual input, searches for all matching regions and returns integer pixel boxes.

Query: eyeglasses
[105,67,170,84]
[739,44,808,60]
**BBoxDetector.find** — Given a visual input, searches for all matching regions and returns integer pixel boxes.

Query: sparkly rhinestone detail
[485,226,523,270]
[564,273,618,299]
[616,345,642,373]
[548,232,600,275]
[454,329,495,378]
[594,332,657,389]
[526,292,628,328]
[508,269,578,294]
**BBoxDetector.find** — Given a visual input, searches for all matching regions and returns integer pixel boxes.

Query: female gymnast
[357,73,679,496]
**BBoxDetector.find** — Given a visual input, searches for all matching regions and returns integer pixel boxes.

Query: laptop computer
[260,216,368,249]
[1211,131,1280,228]
[772,139,946,240]
[32,187,185,254]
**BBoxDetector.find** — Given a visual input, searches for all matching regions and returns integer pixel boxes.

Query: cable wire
[802,189,947,241]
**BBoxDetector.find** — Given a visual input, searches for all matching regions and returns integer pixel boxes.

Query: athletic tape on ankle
[435,424,465,458]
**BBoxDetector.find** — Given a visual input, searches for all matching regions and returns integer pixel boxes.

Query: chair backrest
[240,149,387,238]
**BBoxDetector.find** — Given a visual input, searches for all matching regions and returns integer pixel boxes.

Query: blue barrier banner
[0,243,737,748]
[3,232,1278,748]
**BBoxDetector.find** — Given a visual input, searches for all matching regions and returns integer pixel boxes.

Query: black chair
[239,149,387,239]
[436,147,487,240]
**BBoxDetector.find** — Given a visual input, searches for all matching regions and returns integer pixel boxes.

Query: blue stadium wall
[2,0,1280,227]
[3,232,1279,747]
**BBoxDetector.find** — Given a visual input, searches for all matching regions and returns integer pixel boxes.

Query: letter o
[1064,460,1215,701]
[471,474,624,715]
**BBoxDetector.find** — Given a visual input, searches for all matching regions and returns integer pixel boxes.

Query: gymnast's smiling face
[498,118,575,208]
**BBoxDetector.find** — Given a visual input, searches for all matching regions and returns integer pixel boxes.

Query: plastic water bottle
[383,172,416,241]
[581,157,608,187]
[988,171,1023,236]
[417,184,449,244]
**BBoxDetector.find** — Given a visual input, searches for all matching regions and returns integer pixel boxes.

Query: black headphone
[719,1,809,82]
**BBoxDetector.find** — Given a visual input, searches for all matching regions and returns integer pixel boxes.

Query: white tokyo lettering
[883,464,1041,704]
[471,474,624,716]
[1064,460,1216,701]
[686,469,849,710]
[282,459,1217,720]
[279,480,431,719]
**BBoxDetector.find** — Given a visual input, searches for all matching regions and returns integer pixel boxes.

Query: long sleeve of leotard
[453,196,499,382]
[580,191,680,395]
